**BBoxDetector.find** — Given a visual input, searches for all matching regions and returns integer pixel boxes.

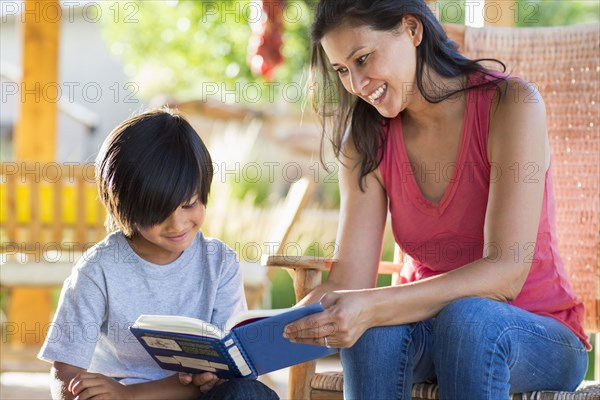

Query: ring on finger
[324,336,330,348]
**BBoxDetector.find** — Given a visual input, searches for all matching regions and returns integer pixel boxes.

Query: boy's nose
[167,209,186,231]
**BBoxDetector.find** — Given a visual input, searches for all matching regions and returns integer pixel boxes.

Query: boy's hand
[178,372,223,394]
[69,372,131,400]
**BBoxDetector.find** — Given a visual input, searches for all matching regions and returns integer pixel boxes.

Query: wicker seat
[266,23,600,400]
[309,372,600,399]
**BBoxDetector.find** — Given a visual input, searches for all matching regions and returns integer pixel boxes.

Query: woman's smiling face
[320,17,422,118]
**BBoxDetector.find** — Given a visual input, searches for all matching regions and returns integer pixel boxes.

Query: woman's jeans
[341,298,588,400]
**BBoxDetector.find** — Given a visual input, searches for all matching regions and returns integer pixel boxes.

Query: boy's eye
[182,200,198,209]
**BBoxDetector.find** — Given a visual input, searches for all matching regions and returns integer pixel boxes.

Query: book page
[224,307,293,332]
[134,315,224,339]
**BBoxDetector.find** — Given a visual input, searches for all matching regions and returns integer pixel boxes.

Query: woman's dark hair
[310,0,505,189]
[96,108,213,237]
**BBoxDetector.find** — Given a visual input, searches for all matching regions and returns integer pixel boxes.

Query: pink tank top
[379,72,589,349]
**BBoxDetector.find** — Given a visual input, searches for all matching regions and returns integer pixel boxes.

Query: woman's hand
[178,372,223,394]
[285,290,376,348]
[69,372,131,400]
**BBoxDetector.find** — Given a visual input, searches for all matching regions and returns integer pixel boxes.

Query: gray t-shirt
[38,231,246,384]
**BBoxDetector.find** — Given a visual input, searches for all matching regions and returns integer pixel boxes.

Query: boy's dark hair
[96,108,213,237]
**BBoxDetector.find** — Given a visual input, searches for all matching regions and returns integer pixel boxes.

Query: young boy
[38,109,278,399]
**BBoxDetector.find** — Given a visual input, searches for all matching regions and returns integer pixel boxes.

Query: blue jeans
[197,379,279,400]
[341,298,588,400]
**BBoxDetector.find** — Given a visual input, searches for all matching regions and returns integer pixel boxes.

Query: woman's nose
[349,71,368,96]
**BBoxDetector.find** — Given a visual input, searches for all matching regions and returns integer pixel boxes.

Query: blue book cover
[129,302,337,379]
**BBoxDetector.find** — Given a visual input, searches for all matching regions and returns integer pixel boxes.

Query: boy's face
[129,195,205,265]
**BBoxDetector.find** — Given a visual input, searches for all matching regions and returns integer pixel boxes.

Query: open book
[129,302,337,379]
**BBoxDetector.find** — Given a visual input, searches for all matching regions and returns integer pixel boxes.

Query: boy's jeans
[341,297,588,400]
[198,379,279,399]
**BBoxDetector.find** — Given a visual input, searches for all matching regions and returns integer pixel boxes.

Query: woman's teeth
[368,84,387,103]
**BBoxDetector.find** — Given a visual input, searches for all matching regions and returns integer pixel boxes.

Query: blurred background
[1,0,598,398]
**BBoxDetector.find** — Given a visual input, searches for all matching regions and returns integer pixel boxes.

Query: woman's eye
[357,54,369,65]
[335,67,348,75]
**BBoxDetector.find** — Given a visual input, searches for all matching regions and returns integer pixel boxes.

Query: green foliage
[270,269,296,308]
[103,0,597,102]
[0,288,6,316]
[437,0,466,24]
[227,159,274,206]
[103,0,313,102]
[104,0,597,102]
[515,0,600,27]
[304,164,340,209]
[277,2,314,95]
[586,343,595,380]
[436,0,598,26]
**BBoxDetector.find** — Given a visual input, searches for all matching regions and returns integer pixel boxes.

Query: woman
[285,1,589,398]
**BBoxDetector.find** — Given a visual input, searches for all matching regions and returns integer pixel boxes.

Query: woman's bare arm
[297,135,389,306]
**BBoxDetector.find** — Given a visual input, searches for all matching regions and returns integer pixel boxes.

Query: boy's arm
[70,374,200,400]
[52,362,200,400]
[50,362,85,400]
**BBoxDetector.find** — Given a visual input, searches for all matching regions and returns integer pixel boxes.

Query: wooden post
[288,269,322,400]
[14,0,60,160]
[9,0,61,347]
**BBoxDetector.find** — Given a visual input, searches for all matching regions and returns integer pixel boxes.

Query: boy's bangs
[130,143,202,229]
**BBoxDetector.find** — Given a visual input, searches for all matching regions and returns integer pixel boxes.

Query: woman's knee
[341,323,435,399]
[342,324,416,360]
[434,298,507,333]
[433,298,511,356]
[341,322,431,372]
[352,324,414,347]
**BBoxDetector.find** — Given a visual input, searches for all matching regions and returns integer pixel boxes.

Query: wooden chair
[266,23,600,399]
[241,177,315,309]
